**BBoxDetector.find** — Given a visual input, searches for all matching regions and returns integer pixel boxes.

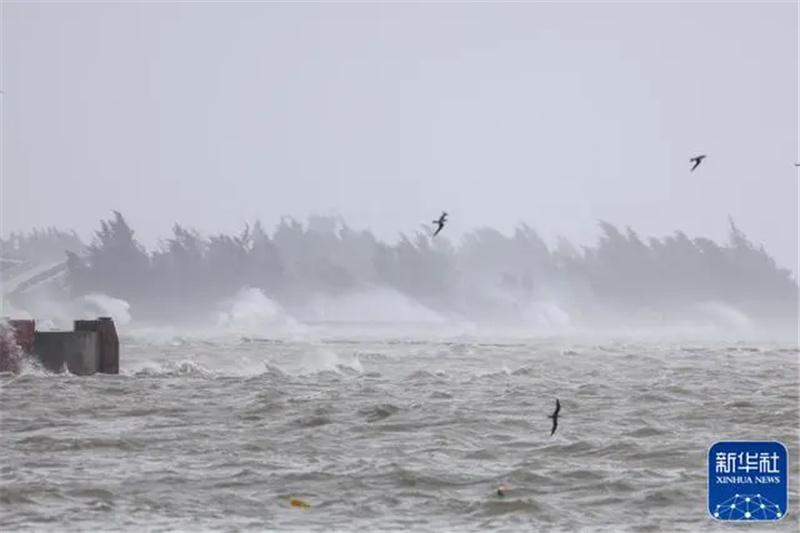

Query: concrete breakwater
[0,317,119,375]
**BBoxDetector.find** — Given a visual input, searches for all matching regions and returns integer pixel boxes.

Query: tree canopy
[15,212,798,324]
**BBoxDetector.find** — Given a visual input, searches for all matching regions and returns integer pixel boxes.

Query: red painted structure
[0,317,119,374]
[0,319,35,373]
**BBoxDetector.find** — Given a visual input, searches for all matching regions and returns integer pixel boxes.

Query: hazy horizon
[1,5,799,528]
[2,1,798,277]
[3,210,797,344]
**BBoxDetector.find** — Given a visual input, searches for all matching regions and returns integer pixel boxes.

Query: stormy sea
[1,307,797,532]
[2,215,798,531]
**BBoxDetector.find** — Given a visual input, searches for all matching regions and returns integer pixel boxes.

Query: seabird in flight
[689,154,707,172]
[432,211,448,238]
[548,398,561,436]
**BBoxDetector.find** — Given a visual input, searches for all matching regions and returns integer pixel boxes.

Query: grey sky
[2,1,798,274]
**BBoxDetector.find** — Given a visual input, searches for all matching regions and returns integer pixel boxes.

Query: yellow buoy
[290,498,311,508]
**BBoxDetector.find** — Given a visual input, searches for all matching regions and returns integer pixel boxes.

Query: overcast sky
[1,1,798,274]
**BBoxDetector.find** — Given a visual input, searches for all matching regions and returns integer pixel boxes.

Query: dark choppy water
[1,334,798,532]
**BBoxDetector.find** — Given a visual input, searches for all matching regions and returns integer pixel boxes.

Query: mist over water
[2,212,797,342]
[2,216,798,532]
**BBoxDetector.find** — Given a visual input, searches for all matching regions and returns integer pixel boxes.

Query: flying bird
[432,211,448,238]
[548,398,561,436]
[689,154,707,172]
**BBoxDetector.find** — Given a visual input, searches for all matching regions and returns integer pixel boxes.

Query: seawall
[0,317,120,376]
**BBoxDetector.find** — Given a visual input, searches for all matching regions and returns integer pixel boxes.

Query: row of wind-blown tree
[1,227,85,266]
[53,211,797,324]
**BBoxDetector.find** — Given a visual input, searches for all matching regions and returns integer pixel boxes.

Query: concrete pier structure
[0,317,119,375]
[34,330,101,375]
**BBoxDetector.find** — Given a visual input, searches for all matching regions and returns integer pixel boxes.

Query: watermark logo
[708,440,788,521]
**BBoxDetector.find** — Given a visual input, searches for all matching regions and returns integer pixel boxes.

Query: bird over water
[548,398,561,436]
